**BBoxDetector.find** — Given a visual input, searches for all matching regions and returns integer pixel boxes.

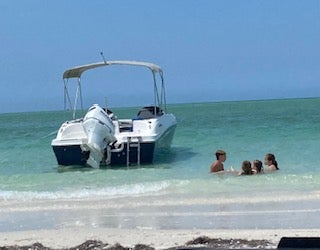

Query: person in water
[252,159,263,174]
[210,149,226,173]
[239,160,254,175]
[264,153,279,171]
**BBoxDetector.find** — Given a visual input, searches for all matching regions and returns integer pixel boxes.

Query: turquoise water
[0,98,320,201]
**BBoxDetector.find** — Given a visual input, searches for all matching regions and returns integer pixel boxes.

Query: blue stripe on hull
[52,145,89,166]
[110,142,155,165]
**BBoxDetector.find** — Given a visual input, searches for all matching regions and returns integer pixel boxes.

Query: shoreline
[1,228,320,249]
[1,193,320,232]
[1,193,320,249]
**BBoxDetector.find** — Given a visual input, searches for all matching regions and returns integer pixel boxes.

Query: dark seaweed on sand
[0,237,275,250]
[185,236,274,249]
[0,240,155,250]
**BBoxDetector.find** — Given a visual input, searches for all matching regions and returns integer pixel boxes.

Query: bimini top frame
[63,60,167,119]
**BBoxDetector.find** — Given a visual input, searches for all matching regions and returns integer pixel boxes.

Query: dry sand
[1,228,320,249]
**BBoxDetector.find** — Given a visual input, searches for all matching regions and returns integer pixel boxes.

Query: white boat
[51,60,177,167]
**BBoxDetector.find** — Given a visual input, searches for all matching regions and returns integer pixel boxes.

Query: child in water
[210,149,226,173]
[252,160,263,174]
[264,153,279,171]
[239,160,254,175]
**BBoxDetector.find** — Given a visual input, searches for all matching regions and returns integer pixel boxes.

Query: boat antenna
[100,51,107,64]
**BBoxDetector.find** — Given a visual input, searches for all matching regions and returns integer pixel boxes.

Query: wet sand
[1,193,320,249]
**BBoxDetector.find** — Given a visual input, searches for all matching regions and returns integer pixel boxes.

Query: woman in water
[264,153,279,171]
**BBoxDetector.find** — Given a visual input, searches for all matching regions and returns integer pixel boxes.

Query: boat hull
[52,124,176,167]
[53,60,177,168]
[52,142,154,166]
[52,144,90,166]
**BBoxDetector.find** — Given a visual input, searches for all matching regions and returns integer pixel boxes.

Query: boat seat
[137,109,154,119]
[137,106,163,119]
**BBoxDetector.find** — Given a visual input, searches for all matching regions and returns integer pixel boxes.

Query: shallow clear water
[0,98,319,202]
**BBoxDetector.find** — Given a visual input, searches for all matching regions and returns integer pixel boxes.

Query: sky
[1,0,320,113]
